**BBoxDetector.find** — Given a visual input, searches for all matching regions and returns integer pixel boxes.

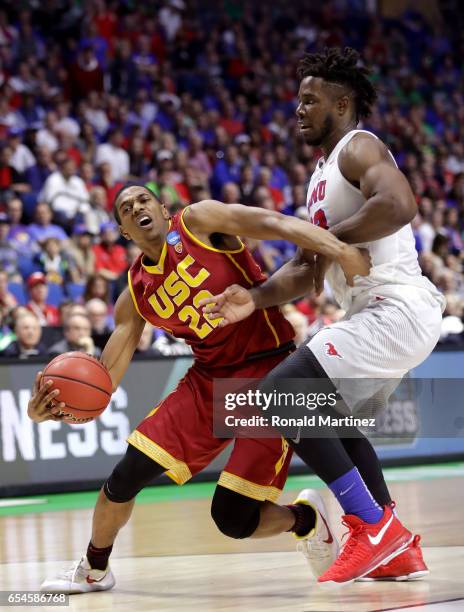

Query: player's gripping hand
[338,246,371,287]
[27,371,66,423]
[200,284,255,327]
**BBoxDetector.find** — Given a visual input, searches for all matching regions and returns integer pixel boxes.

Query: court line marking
[1,462,464,517]
[0,498,47,508]
[366,597,464,611]
[1,547,463,565]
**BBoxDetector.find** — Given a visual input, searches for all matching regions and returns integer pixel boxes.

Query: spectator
[85,297,113,335]
[98,162,123,211]
[69,45,103,99]
[33,237,77,284]
[6,197,35,254]
[27,201,68,243]
[282,305,309,346]
[0,311,15,352]
[128,136,150,179]
[0,213,21,278]
[81,186,111,235]
[39,152,89,226]
[109,39,137,99]
[83,273,112,306]
[67,225,96,282]
[0,269,17,318]
[54,102,80,141]
[48,313,101,357]
[85,297,113,350]
[25,146,55,195]
[95,128,129,182]
[152,329,192,356]
[8,127,35,174]
[0,144,30,203]
[0,312,46,359]
[253,167,284,210]
[93,222,127,281]
[25,271,60,326]
[135,323,160,357]
[222,182,241,204]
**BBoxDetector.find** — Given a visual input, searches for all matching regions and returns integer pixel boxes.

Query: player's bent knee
[104,444,165,503]
[211,485,261,539]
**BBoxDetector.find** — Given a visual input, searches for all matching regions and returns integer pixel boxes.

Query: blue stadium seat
[47,283,64,307]
[65,283,85,301]
[17,255,41,279]
[8,283,27,305]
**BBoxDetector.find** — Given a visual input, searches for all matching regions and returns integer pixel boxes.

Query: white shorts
[307,286,443,412]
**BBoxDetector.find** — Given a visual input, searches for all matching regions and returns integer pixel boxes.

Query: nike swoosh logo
[320,513,333,544]
[290,426,301,444]
[368,513,394,546]
[86,576,97,584]
[339,482,355,496]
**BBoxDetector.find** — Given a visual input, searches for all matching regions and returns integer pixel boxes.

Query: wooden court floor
[1,476,463,612]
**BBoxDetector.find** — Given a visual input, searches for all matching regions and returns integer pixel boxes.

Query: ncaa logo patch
[325,342,343,359]
[166,231,181,245]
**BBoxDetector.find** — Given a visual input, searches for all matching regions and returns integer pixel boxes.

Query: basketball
[40,352,113,424]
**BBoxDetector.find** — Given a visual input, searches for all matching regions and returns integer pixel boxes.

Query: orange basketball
[40,352,113,423]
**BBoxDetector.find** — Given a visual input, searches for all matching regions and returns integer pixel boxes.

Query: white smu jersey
[306,129,445,313]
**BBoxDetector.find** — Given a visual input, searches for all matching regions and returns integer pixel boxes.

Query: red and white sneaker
[357,535,429,581]
[317,504,413,586]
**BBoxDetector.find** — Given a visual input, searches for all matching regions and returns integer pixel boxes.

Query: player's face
[117,186,169,246]
[296,77,335,146]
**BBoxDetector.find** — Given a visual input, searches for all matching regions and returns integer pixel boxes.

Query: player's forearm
[100,329,138,391]
[250,258,314,309]
[330,195,415,244]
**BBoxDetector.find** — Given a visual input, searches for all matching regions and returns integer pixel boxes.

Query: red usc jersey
[128,208,294,367]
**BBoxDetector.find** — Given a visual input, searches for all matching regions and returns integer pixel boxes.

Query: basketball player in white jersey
[201,47,445,586]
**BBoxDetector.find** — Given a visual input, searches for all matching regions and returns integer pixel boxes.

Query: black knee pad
[259,344,328,390]
[104,444,165,503]
[211,485,261,539]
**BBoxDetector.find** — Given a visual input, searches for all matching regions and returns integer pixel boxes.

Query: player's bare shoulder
[339,133,394,183]
[183,199,226,233]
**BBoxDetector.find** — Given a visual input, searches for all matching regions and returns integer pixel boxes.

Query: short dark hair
[113,181,154,224]
[297,47,377,121]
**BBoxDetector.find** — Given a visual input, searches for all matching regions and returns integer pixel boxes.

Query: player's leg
[41,444,166,593]
[340,434,391,506]
[88,444,166,565]
[211,467,337,578]
[210,485,292,539]
[214,432,338,576]
[258,342,413,585]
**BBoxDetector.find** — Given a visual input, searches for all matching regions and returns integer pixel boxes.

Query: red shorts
[127,352,292,502]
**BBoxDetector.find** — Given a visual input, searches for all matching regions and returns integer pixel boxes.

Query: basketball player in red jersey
[201,48,444,585]
[28,183,368,593]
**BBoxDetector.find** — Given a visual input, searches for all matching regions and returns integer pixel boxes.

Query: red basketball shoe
[317,505,413,586]
[357,535,429,581]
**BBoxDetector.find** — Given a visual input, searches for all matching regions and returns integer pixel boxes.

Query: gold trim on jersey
[128,264,174,334]
[127,430,192,485]
[217,471,282,502]
[141,243,168,274]
[180,207,245,253]
[139,218,172,275]
[225,252,253,285]
[274,438,290,475]
[262,308,280,348]
[127,270,150,323]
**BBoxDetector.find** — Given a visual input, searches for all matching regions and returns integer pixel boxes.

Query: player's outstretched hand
[199,284,256,327]
[27,371,66,423]
[339,245,371,287]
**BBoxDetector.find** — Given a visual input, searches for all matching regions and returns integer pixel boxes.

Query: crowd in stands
[0,0,463,360]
